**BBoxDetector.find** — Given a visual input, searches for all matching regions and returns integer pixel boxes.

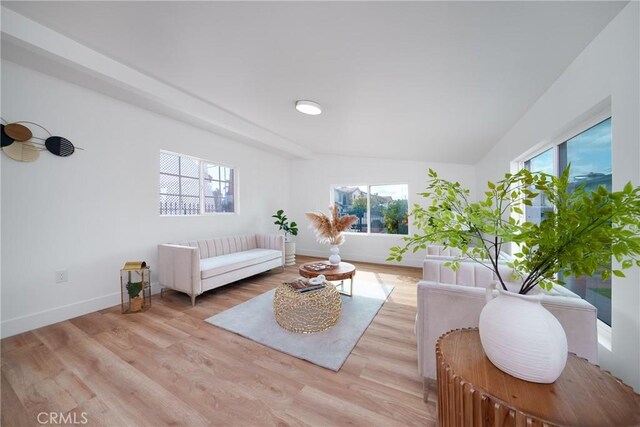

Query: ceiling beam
[1,7,315,160]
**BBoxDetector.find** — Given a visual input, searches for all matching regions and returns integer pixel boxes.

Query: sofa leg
[191,294,196,307]
[423,378,437,402]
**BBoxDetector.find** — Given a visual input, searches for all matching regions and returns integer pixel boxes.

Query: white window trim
[598,319,612,351]
[329,182,410,236]
[159,150,238,216]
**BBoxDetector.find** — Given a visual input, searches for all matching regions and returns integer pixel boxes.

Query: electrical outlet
[55,269,68,283]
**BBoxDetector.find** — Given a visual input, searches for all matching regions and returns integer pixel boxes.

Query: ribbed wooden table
[436,328,640,427]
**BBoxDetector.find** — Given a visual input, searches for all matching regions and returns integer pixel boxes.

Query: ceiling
[2,1,627,163]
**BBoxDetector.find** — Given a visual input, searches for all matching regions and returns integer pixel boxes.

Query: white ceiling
[2,1,627,163]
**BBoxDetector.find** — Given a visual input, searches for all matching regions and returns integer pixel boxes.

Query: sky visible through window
[564,118,612,182]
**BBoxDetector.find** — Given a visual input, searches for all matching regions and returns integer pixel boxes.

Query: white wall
[0,61,290,338]
[290,155,476,267]
[476,3,640,390]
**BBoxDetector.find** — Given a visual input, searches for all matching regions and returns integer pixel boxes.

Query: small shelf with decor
[120,262,151,313]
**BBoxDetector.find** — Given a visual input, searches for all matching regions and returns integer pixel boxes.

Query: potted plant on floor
[273,209,299,266]
[126,280,144,312]
[388,167,640,382]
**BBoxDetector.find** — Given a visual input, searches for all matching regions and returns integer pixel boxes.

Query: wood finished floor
[1,256,436,426]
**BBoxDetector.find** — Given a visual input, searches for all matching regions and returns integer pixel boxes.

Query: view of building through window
[159,151,235,215]
[333,184,409,235]
[204,163,235,213]
[524,117,612,325]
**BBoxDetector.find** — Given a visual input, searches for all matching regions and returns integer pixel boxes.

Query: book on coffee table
[285,278,326,293]
[306,263,336,271]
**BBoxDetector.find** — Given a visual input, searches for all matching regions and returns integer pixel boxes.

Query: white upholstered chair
[416,247,598,399]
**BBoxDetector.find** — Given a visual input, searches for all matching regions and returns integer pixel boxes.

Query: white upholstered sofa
[417,247,598,397]
[158,234,284,306]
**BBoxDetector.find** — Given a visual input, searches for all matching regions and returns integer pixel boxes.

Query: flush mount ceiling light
[295,100,322,115]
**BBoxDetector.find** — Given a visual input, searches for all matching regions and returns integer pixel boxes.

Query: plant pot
[129,296,143,312]
[329,245,341,265]
[478,283,567,383]
[284,241,296,266]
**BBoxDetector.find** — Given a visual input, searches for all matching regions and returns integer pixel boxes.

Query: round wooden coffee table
[299,262,356,296]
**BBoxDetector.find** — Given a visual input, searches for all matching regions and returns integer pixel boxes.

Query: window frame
[330,182,410,236]
[515,109,612,177]
[513,110,612,333]
[159,150,238,216]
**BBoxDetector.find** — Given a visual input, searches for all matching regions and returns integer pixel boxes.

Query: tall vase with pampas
[306,204,358,265]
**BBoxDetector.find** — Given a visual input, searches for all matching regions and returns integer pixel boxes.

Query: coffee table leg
[336,278,353,297]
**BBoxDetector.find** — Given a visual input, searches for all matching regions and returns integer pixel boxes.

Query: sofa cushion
[178,235,259,259]
[200,249,281,279]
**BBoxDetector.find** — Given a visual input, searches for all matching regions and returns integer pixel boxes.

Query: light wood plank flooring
[1,257,436,426]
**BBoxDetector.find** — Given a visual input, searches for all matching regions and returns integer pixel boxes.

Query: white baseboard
[296,248,423,268]
[1,282,163,339]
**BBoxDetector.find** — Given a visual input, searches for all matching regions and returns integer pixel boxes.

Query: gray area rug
[205,283,394,371]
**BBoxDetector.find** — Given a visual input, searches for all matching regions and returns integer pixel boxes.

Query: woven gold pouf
[273,283,342,333]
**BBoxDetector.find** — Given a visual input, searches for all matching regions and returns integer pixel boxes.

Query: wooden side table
[298,261,356,296]
[436,328,640,427]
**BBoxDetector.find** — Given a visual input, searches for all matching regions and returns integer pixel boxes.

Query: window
[159,151,236,215]
[332,184,409,235]
[524,149,554,224]
[522,117,612,325]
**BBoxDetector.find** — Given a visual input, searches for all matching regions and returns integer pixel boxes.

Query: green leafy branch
[388,168,640,294]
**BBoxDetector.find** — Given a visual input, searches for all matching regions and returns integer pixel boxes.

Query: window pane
[370,184,409,235]
[203,163,235,213]
[524,149,554,224]
[560,118,612,190]
[181,177,200,197]
[334,186,368,232]
[159,173,179,195]
[160,152,179,175]
[180,156,200,178]
[205,164,220,181]
[559,118,612,326]
[204,195,234,213]
[159,194,180,215]
[204,179,221,197]
[222,194,234,212]
[180,196,200,215]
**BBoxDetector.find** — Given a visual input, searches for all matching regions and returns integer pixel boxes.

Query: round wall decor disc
[2,142,40,162]
[1,124,15,147]
[45,136,75,157]
[4,123,33,142]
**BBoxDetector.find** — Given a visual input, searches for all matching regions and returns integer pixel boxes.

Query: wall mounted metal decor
[1,117,84,162]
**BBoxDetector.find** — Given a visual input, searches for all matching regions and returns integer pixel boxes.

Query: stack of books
[286,278,325,294]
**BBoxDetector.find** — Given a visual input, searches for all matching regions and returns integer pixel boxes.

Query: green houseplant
[273,209,299,266]
[272,209,298,242]
[389,167,640,294]
[388,167,640,383]
[126,281,144,312]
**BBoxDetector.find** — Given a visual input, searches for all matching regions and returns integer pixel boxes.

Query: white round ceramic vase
[478,282,568,383]
[328,245,341,265]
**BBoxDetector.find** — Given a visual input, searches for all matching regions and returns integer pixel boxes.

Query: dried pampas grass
[305,204,358,245]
